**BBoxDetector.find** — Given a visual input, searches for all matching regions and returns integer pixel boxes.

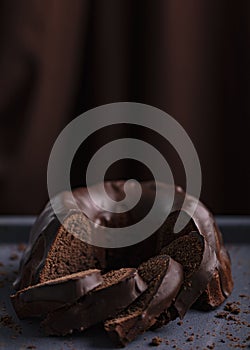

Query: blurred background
[0,0,249,215]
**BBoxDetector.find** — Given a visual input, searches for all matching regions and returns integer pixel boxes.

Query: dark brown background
[0,0,249,215]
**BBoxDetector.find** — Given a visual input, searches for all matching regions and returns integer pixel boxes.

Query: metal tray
[0,216,249,350]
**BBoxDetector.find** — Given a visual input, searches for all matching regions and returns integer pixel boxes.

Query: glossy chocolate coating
[11,269,102,319]
[105,256,183,346]
[13,181,233,314]
[41,268,147,336]
[160,231,217,319]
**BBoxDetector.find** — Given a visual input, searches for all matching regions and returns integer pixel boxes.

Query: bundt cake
[11,180,233,346]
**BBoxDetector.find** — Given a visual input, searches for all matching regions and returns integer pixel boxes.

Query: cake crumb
[17,243,26,252]
[187,336,194,342]
[9,253,18,261]
[224,302,241,315]
[150,337,162,346]
[239,294,249,298]
[0,314,22,335]
[215,311,229,319]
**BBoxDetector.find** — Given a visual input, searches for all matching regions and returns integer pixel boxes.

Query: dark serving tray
[0,216,249,350]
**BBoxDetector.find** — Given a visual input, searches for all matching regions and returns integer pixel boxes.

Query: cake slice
[104,255,183,347]
[41,267,147,336]
[11,269,102,319]
[157,231,217,322]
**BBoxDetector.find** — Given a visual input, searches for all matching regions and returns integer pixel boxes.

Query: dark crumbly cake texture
[41,267,147,336]
[104,255,183,346]
[40,213,104,282]
[11,181,233,346]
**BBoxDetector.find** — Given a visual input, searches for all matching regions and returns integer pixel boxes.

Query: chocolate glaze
[11,269,102,319]
[41,268,147,336]
[160,231,216,319]
[13,181,233,315]
[105,255,183,346]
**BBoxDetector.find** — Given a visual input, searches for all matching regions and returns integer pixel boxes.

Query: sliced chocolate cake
[11,269,102,319]
[13,180,233,314]
[41,267,147,336]
[104,255,183,346]
[12,180,233,346]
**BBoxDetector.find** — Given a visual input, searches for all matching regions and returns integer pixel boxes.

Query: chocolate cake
[12,180,233,346]
[13,181,233,308]
[104,255,183,346]
[11,269,102,319]
[41,267,147,336]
